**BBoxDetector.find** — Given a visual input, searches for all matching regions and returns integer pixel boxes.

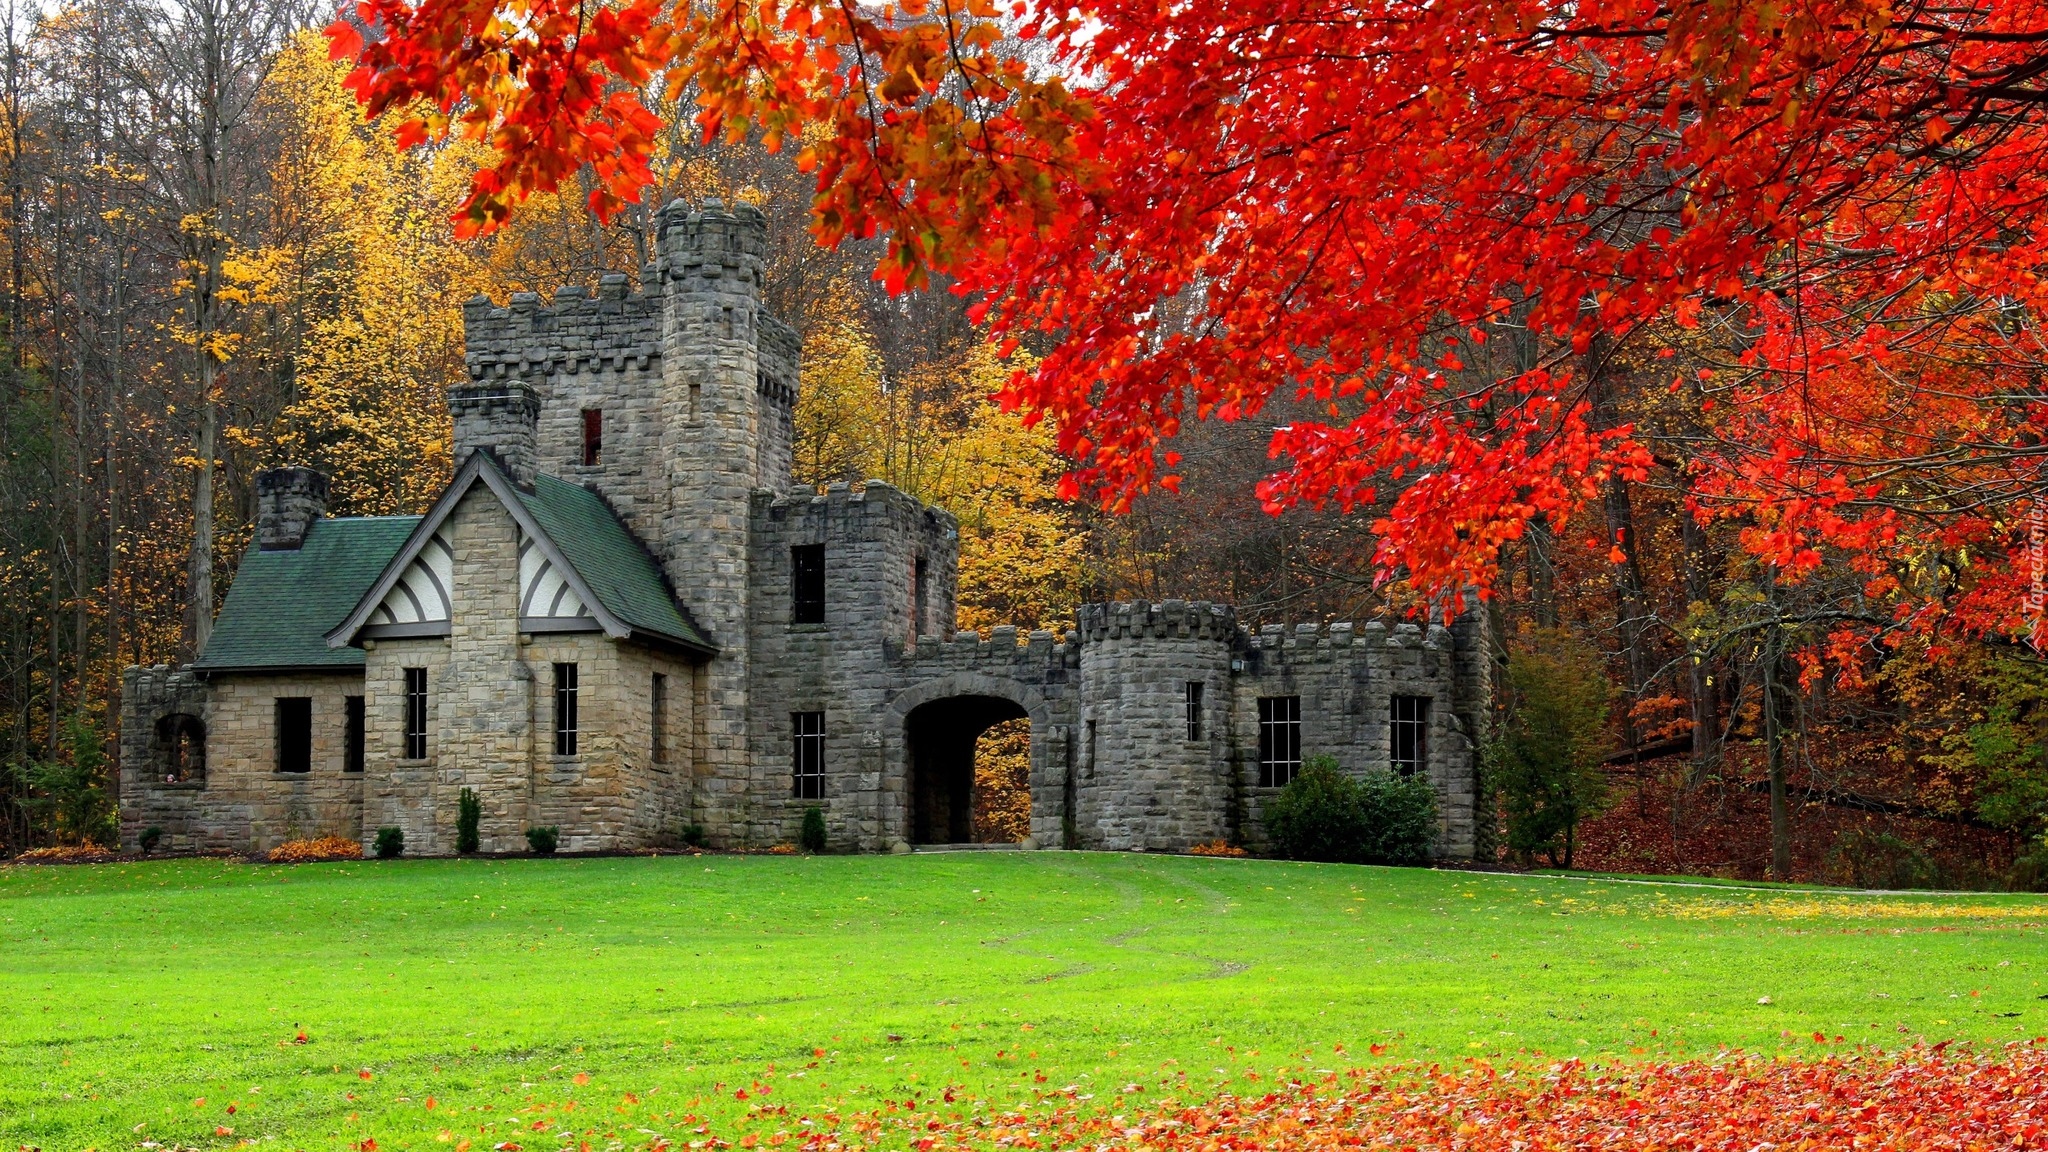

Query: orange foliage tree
[331,0,2048,646]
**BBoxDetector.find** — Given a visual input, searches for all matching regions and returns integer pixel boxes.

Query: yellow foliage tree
[793,282,888,488]
[250,32,482,516]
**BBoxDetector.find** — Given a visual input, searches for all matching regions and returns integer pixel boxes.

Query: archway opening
[906,695,1029,844]
[154,713,206,784]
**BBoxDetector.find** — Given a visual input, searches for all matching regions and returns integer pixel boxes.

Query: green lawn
[3,852,2044,1150]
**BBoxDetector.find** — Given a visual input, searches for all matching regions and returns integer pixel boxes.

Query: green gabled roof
[517,473,711,652]
[196,516,420,672]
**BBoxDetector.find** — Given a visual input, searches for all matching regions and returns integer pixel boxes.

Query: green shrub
[1264,756,1436,865]
[138,826,163,855]
[526,826,559,855]
[373,827,404,859]
[800,806,827,853]
[2009,840,2048,892]
[456,787,482,855]
[1828,828,1945,890]
[17,713,119,849]
[1356,770,1438,865]
[679,823,706,849]
[1492,632,1613,868]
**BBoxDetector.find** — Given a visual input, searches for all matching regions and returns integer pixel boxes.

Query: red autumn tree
[329,0,2048,638]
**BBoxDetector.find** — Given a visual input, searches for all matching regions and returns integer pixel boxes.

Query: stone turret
[659,198,771,835]
[255,466,329,550]
[1075,601,1238,850]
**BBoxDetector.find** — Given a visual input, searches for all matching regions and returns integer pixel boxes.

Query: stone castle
[120,199,1491,857]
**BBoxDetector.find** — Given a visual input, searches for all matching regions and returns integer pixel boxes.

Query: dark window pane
[791,544,825,624]
[276,698,312,773]
[403,667,428,760]
[344,696,365,773]
[554,662,579,756]
[651,673,668,764]
[792,711,825,799]
[1391,695,1430,777]
[581,408,603,466]
[1185,681,1204,742]
[1257,695,1301,787]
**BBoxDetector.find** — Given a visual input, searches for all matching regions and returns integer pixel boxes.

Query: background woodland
[2,0,2044,885]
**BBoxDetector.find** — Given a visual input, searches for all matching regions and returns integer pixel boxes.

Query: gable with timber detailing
[366,532,453,633]
[518,529,592,625]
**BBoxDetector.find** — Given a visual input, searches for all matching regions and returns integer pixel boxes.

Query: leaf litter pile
[412,1043,2048,1152]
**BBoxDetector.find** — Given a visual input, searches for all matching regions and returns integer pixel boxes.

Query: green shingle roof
[195,516,420,672]
[517,473,711,652]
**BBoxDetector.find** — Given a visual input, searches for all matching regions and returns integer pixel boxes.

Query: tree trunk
[1764,644,1792,879]
[1681,512,1721,778]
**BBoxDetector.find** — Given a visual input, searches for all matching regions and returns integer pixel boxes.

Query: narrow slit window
[344,695,365,773]
[912,556,929,641]
[276,698,312,773]
[554,662,580,756]
[792,711,825,799]
[403,667,428,760]
[791,543,825,624]
[1257,695,1301,787]
[581,408,603,466]
[1185,681,1205,741]
[651,673,669,764]
[1390,695,1430,777]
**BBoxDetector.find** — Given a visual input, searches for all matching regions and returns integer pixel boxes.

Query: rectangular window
[554,662,580,757]
[1391,695,1430,778]
[792,711,825,799]
[403,667,428,760]
[344,696,365,773]
[651,673,669,764]
[912,556,929,641]
[1257,695,1302,787]
[276,697,312,773]
[581,408,603,466]
[791,543,825,624]
[1185,681,1205,741]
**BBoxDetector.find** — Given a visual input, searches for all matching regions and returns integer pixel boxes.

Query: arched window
[155,713,206,784]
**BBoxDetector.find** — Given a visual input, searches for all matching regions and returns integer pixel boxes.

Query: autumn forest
[5,0,2048,890]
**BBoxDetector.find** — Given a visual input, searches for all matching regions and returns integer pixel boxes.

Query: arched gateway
[885,671,1069,847]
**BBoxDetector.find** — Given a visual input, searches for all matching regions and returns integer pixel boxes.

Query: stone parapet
[461,281,664,382]
[1077,600,1237,642]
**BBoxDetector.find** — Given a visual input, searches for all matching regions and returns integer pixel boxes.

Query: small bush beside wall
[372,827,404,859]
[1264,756,1436,865]
[526,826,559,855]
[456,788,482,855]
[800,806,827,853]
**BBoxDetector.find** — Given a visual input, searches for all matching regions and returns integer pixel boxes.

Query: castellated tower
[656,199,777,836]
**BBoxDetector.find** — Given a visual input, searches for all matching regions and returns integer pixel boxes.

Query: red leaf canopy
[332,0,2048,635]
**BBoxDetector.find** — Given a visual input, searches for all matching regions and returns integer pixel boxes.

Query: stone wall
[120,664,367,853]
[119,664,211,850]
[1075,602,1237,851]
[1230,617,1478,857]
[746,480,964,850]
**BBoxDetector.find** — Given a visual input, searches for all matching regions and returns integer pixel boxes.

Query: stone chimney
[255,466,329,551]
[449,381,541,485]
